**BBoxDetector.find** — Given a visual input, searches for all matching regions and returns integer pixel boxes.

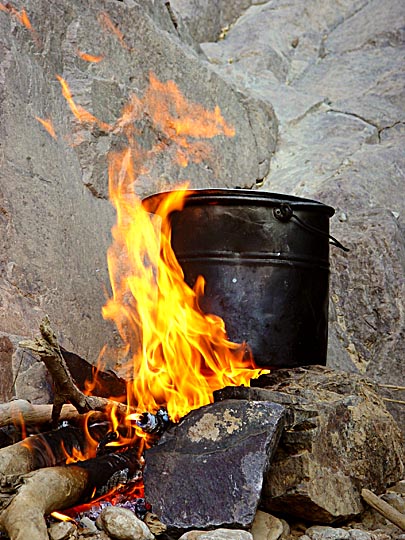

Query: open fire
[0,6,268,534]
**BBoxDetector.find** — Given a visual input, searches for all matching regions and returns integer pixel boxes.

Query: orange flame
[77,50,104,63]
[98,11,130,50]
[0,3,40,47]
[58,71,267,425]
[56,75,111,132]
[35,116,57,139]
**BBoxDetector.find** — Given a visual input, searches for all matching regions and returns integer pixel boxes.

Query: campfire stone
[144,399,285,533]
[250,511,284,540]
[215,366,404,523]
[48,520,78,540]
[98,506,154,540]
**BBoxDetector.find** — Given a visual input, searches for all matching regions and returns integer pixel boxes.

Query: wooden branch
[382,398,405,405]
[0,400,105,428]
[0,448,142,540]
[0,466,88,540]
[19,316,132,425]
[361,488,405,531]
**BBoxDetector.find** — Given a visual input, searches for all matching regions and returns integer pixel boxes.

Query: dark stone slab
[143,399,285,534]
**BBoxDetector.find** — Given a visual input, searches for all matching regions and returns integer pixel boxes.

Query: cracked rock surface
[195,0,405,434]
[0,0,276,364]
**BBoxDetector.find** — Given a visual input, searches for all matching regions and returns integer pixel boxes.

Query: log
[361,488,405,531]
[0,400,104,429]
[0,447,142,540]
[0,425,95,477]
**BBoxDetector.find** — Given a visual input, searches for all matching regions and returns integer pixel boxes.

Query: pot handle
[273,203,349,252]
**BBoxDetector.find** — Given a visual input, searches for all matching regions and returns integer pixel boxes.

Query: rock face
[0,0,277,365]
[197,0,405,435]
[0,0,403,442]
[215,366,404,523]
[144,399,286,533]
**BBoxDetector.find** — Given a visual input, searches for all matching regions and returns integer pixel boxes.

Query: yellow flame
[58,71,267,425]
[51,512,74,522]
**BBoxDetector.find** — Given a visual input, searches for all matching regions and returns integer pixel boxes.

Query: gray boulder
[144,399,286,533]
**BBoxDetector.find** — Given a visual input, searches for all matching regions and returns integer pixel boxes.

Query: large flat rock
[144,399,286,533]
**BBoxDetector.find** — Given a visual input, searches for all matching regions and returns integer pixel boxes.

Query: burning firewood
[0,425,91,477]
[0,447,143,540]
[19,316,131,426]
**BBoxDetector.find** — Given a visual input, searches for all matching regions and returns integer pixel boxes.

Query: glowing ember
[35,116,57,139]
[58,71,267,426]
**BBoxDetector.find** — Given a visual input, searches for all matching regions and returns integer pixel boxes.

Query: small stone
[251,510,284,540]
[291,37,299,48]
[48,520,78,540]
[144,512,166,535]
[381,492,405,513]
[339,212,347,222]
[79,517,98,534]
[348,530,372,540]
[388,480,405,494]
[179,530,253,540]
[99,506,154,540]
[280,519,290,538]
[305,526,350,540]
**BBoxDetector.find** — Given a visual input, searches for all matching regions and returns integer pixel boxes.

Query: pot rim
[142,188,335,217]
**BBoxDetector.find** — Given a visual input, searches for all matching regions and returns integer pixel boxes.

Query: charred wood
[0,425,90,477]
[60,347,127,400]
[19,316,132,426]
[0,420,115,477]
[0,447,142,540]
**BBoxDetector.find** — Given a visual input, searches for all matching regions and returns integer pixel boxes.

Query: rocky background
[0,0,404,437]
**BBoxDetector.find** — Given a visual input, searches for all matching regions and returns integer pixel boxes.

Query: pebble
[48,520,78,540]
[251,510,284,540]
[347,530,372,540]
[144,512,166,535]
[99,506,154,540]
[179,529,253,540]
[79,517,99,534]
[305,526,350,540]
[381,491,405,513]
